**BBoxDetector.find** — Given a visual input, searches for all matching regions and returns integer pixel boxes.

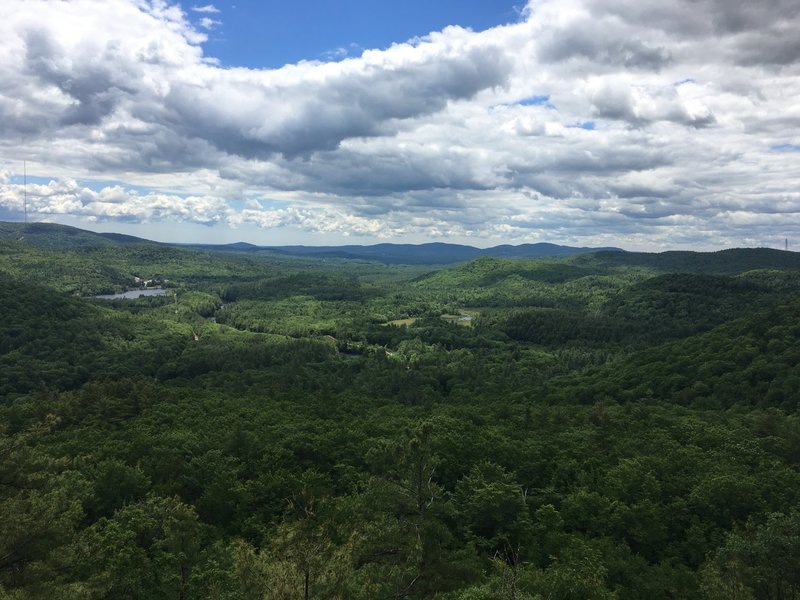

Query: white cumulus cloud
[0,0,798,249]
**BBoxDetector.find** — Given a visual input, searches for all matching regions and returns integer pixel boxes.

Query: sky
[0,0,798,250]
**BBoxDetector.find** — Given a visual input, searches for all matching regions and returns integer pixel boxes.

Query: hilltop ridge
[0,221,620,264]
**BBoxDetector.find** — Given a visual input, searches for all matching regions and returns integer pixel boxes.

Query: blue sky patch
[0,206,22,220]
[239,198,291,210]
[199,1,521,69]
[770,144,800,152]
[7,175,162,197]
[517,95,556,109]
[518,95,550,106]
[78,180,159,195]
[9,175,52,185]
[568,121,596,130]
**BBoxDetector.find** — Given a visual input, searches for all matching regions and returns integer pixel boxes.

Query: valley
[1,222,799,599]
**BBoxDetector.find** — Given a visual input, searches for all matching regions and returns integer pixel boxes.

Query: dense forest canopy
[1,222,799,599]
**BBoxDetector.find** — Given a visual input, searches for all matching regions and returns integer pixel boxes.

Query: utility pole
[23,160,27,223]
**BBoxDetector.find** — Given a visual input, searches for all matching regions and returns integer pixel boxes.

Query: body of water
[94,288,169,300]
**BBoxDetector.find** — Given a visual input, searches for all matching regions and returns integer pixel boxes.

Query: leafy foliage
[1,225,800,598]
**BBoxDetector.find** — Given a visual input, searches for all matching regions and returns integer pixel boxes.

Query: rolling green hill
[580,247,800,274]
[1,222,800,599]
[0,221,153,249]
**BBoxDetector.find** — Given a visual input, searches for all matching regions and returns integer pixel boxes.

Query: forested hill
[5,220,798,269]
[0,221,155,250]
[2,223,800,598]
[580,247,800,273]
[0,220,620,264]
[258,241,624,264]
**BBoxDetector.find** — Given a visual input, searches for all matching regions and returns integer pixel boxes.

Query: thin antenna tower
[786,238,789,252]
[23,160,27,223]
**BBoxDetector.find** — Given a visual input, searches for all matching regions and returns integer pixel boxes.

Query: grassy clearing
[440,309,478,327]
[383,317,418,327]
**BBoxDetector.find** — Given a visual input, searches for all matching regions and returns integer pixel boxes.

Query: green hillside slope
[1,228,799,599]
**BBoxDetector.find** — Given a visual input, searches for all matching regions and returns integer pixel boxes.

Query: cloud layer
[0,0,798,249]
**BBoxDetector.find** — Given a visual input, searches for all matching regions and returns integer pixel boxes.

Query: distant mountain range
[0,221,623,264]
[248,242,624,264]
[2,221,799,273]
